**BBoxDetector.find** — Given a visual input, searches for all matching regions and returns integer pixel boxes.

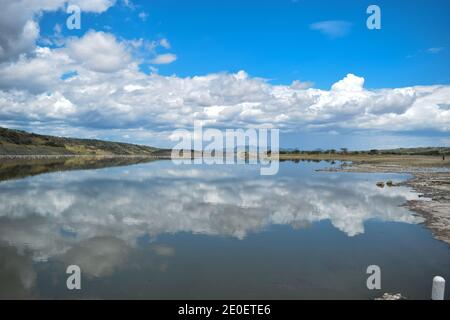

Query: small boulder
[375,293,406,300]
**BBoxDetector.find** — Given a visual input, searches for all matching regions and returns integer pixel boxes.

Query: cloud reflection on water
[0,163,423,266]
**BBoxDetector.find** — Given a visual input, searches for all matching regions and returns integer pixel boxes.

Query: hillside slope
[0,127,166,155]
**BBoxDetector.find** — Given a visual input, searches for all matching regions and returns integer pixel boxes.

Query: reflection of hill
[0,156,162,182]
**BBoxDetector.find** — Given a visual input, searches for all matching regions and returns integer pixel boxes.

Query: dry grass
[277,153,450,167]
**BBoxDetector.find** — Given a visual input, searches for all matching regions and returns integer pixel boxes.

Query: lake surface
[0,160,448,299]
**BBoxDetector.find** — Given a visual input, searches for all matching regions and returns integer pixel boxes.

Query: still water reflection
[0,160,448,299]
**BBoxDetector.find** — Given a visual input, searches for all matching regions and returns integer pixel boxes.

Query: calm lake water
[0,160,448,299]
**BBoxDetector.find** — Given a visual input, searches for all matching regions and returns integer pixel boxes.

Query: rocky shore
[375,293,406,300]
[323,162,450,244]
[402,172,450,244]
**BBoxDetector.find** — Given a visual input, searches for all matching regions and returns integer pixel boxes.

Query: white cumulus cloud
[66,31,132,73]
[0,40,449,143]
[0,0,116,62]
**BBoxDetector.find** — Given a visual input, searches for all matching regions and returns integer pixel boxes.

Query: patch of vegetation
[278,146,450,156]
[0,127,170,155]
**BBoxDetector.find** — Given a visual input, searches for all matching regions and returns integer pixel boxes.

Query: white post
[431,276,445,300]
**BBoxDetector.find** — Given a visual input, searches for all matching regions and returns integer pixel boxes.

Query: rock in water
[375,293,405,300]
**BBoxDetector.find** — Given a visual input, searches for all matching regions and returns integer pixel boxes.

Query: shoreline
[320,162,450,245]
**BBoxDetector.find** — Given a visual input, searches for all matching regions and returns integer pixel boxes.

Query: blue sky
[0,0,449,149]
[39,0,450,88]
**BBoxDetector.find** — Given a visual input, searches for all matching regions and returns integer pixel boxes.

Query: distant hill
[278,147,450,156]
[0,127,169,155]
[374,147,450,156]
